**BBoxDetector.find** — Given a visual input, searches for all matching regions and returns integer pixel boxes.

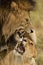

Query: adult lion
[0,0,37,65]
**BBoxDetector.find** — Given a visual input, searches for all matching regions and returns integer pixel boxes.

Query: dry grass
[30,0,43,65]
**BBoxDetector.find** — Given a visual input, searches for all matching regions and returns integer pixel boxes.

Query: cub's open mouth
[15,43,25,55]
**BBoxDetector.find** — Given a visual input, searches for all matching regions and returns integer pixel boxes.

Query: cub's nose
[31,29,33,33]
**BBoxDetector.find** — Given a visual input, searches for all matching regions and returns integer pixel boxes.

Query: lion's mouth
[15,43,25,55]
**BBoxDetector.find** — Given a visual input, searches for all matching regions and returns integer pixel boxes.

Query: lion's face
[3,1,36,42]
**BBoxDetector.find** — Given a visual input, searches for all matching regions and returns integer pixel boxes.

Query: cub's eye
[30,43,33,45]
[17,31,21,35]
[25,18,29,22]
[31,29,33,33]
[31,43,33,45]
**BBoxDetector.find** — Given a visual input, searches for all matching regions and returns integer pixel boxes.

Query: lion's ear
[11,2,18,9]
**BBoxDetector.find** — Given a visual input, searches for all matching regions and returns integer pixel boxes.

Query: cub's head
[0,29,37,65]
[7,28,37,58]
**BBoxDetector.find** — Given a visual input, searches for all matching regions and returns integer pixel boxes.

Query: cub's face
[4,26,37,60]
[13,37,37,58]
[12,29,37,58]
[11,34,37,65]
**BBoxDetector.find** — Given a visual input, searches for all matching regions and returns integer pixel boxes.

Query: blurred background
[30,0,43,65]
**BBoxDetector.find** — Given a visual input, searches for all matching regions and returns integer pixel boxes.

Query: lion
[0,0,37,65]
[0,0,36,41]
[0,0,37,52]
